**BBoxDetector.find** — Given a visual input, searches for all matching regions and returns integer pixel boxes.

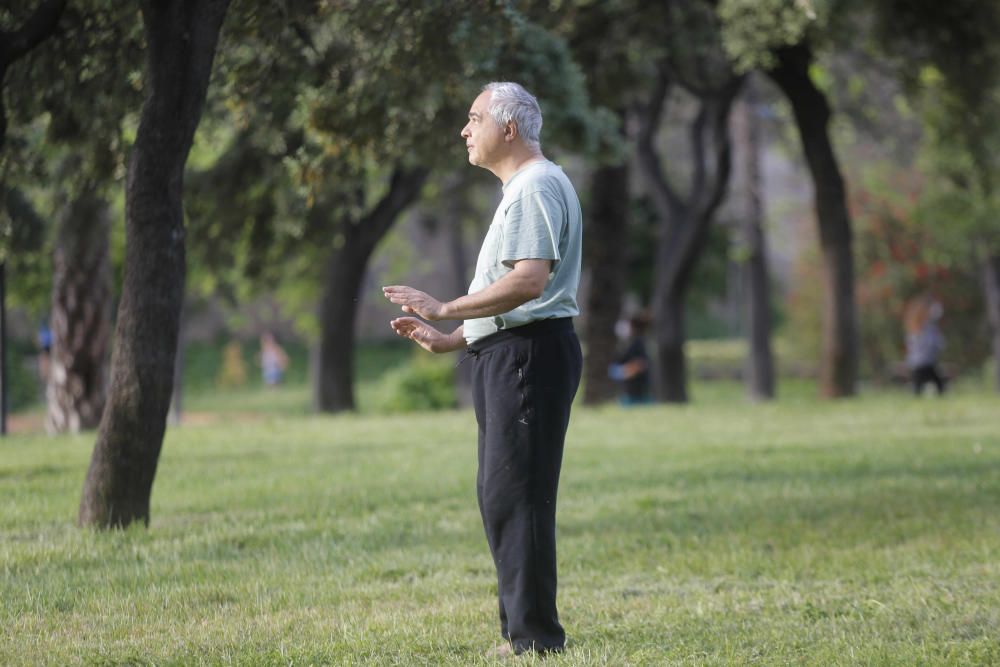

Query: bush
[7,339,43,412]
[784,167,988,382]
[371,354,457,413]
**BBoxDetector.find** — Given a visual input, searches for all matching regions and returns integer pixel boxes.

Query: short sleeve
[500,190,564,269]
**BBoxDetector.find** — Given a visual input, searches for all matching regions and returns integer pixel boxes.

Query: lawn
[2,383,999,665]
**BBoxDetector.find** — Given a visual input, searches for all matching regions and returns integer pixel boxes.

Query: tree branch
[358,165,429,250]
[0,0,67,65]
[635,66,683,217]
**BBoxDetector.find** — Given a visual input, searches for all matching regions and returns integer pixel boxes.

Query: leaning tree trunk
[313,167,428,413]
[769,43,857,398]
[982,254,1000,393]
[46,187,113,433]
[79,0,230,528]
[738,76,775,401]
[583,129,629,405]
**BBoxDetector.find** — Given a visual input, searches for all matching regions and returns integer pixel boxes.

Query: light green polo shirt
[463,160,583,345]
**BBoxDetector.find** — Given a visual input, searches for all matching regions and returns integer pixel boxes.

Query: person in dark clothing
[609,312,652,405]
[382,82,583,657]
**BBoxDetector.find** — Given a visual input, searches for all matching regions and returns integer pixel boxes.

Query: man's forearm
[441,268,543,321]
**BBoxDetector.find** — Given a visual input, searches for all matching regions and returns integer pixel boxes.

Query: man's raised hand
[382,285,447,320]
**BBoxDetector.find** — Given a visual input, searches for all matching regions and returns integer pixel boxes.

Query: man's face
[460,91,506,168]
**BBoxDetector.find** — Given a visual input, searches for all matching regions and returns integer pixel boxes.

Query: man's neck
[490,147,546,185]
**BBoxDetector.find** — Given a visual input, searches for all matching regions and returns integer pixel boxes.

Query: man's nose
[460,125,470,138]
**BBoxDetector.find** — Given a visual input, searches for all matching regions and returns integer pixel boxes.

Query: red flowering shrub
[785,168,987,382]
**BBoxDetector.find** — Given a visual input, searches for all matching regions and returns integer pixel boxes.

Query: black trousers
[912,364,945,395]
[467,318,582,653]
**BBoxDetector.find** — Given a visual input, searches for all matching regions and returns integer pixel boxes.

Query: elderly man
[383,81,583,656]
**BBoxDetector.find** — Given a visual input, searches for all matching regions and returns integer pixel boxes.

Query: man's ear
[504,121,518,143]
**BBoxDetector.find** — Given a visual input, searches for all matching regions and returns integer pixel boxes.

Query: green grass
[2,386,1000,665]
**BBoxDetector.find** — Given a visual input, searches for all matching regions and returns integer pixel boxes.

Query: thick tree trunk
[769,43,857,398]
[655,286,688,402]
[738,77,775,401]
[46,187,113,433]
[314,246,367,412]
[982,255,1000,392]
[313,167,428,413]
[583,142,629,405]
[79,0,229,528]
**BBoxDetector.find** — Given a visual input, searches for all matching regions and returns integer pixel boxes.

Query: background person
[609,311,653,405]
[903,294,946,395]
[259,331,289,386]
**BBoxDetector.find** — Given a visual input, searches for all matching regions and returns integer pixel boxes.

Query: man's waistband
[466,317,575,354]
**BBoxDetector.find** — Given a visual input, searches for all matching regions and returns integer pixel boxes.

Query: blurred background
[3,0,1000,433]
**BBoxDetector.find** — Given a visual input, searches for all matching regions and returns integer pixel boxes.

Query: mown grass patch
[2,389,999,665]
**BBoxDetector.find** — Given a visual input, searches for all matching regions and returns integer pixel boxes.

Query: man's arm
[382,258,551,321]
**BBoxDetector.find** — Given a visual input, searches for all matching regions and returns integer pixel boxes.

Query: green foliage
[4,338,42,412]
[371,353,457,413]
[184,1,606,323]
[3,392,1000,663]
[717,0,822,71]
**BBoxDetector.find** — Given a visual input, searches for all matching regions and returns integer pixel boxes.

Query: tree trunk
[738,76,775,401]
[769,43,857,398]
[314,243,367,413]
[637,72,741,403]
[982,255,1000,392]
[655,285,688,402]
[46,187,113,433]
[79,0,230,528]
[583,136,629,405]
[313,167,428,413]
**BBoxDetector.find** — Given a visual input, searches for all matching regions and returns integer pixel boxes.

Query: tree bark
[46,186,112,433]
[314,245,367,413]
[637,71,741,402]
[313,166,428,413]
[583,110,630,405]
[768,43,857,398]
[79,0,230,528]
[738,76,775,401]
[982,255,1000,393]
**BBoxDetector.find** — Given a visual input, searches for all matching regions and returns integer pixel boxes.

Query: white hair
[483,82,543,148]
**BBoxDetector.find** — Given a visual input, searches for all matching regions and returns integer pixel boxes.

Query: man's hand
[383,285,448,320]
[390,317,465,353]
